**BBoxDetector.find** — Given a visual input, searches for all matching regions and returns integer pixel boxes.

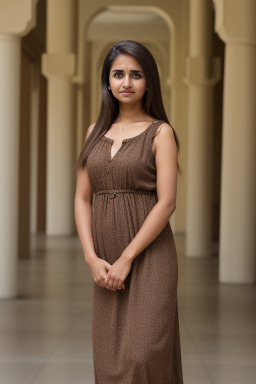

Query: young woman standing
[74,40,184,384]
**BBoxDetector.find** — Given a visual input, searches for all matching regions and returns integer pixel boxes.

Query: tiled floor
[0,233,255,384]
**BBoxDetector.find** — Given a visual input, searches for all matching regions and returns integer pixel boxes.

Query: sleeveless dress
[86,120,184,384]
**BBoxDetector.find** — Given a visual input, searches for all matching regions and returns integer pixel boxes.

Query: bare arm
[74,124,121,291]
[123,123,178,262]
[74,123,97,265]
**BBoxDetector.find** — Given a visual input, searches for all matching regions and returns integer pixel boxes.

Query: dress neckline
[102,120,161,144]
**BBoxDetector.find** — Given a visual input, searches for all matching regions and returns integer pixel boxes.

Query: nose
[123,74,132,88]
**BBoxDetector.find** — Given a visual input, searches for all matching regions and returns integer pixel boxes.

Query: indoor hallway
[0,233,255,384]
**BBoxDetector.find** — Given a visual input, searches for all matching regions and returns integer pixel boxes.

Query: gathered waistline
[95,189,156,199]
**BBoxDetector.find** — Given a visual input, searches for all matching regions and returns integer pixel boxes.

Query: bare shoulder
[152,122,176,155]
[87,122,96,136]
[84,122,96,143]
[155,122,175,139]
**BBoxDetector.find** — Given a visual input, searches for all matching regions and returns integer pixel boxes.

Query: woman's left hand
[104,253,132,291]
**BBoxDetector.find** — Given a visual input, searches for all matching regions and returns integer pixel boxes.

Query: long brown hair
[74,40,182,175]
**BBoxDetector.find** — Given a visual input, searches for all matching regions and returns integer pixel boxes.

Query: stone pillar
[0,0,38,299]
[30,62,40,234]
[184,0,221,257]
[213,0,256,283]
[42,0,76,235]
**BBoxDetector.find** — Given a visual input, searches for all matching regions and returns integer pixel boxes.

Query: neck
[117,101,146,123]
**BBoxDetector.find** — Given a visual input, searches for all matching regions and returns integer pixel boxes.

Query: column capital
[0,0,38,37]
[41,53,76,79]
[213,0,256,44]
[184,56,222,86]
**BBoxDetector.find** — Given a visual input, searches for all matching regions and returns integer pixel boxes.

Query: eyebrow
[111,69,144,73]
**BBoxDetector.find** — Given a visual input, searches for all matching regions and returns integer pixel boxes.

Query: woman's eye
[113,73,142,79]
[114,73,122,78]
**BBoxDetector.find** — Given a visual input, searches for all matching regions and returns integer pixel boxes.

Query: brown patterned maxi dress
[86,120,184,384]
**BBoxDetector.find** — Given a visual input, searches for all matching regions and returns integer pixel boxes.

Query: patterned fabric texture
[86,120,184,384]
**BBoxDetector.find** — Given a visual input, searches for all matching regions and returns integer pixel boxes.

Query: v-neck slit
[102,120,160,162]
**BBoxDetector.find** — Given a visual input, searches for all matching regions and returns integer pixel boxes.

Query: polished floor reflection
[0,233,255,384]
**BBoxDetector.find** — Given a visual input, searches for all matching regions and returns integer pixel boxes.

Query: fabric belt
[95,189,156,199]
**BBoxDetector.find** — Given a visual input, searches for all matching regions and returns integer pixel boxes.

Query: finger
[113,278,121,291]
[114,277,124,290]
[104,282,114,291]
[107,277,114,288]
[104,275,114,290]
[108,278,117,291]
[116,280,123,290]
[104,278,112,289]
[106,284,114,291]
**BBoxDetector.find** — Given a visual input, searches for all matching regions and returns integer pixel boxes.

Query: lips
[120,91,134,94]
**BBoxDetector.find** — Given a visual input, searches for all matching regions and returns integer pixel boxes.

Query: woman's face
[108,54,147,105]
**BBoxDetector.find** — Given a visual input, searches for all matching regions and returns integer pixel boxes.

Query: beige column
[184,0,221,257]
[0,0,38,298]
[42,0,76,235]
[213,0,256,283]
[30,62,40,234]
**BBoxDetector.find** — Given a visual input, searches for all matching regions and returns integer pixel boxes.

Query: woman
[74,40,184,384]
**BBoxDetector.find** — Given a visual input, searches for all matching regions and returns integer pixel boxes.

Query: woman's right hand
[87,257,121,291]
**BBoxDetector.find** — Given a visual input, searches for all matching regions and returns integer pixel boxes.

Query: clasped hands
[89,252,133,292]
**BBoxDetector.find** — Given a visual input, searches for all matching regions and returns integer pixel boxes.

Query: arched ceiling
[87,10,169,41]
